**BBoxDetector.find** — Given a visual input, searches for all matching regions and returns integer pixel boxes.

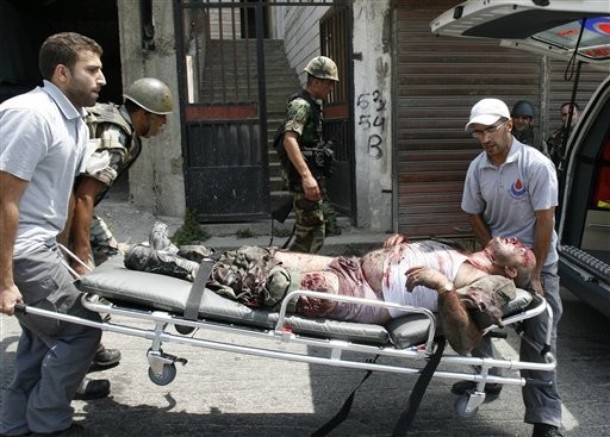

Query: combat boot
[89,343,121,372]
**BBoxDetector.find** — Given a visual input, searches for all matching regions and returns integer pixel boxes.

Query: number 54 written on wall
[357,90,387,159]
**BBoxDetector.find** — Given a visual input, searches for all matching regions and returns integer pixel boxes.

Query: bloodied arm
[294,271,340,318]
[436,286,483,355]
[406,266,482,355]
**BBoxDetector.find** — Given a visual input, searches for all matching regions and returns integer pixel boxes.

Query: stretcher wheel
[148,363,177,386]
[455,394,479,418]
[175,325,195,335]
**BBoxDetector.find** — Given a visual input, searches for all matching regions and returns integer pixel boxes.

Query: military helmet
[304,56,339,82]
[511,100,535,118]
[124,78,174,115]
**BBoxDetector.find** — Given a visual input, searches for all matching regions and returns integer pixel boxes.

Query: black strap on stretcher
[183,257,217,320]
[311,337,446,437]
[391,337,446,436]
[311,355,380,437]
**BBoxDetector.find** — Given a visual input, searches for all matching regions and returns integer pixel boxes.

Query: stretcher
[17,252,556,422]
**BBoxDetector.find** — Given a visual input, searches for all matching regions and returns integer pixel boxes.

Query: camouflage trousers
[290,191,325,253]
[322,193,341,236]
[90,215,120,267]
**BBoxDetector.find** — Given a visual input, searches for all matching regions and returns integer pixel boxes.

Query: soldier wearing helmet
[510,100,549,156]
[61,78,174,380]
[547,101,581,169]
[274,56,340,253]
[303,55,340,81]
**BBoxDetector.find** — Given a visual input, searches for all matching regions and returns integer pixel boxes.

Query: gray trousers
[0,244,101,435]
[471,263,563,427]
[521,264,562,427]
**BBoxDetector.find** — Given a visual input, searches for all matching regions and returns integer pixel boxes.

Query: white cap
[465,98,510,131]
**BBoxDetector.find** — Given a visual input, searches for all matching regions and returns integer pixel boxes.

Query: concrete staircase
[199,39,300,212]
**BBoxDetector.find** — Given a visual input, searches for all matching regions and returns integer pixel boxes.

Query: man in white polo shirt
[459,98,562,437]
[0,32,107,435]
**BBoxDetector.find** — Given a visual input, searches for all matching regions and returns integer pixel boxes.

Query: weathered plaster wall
[273,1,393,232]
[281,4,330,84]
[117,1,185,218]
[352,0,393,231]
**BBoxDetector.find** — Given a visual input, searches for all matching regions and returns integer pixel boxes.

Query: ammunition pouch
[302,139,336,178]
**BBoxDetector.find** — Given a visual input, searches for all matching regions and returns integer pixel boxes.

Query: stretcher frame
[18,248,557,418]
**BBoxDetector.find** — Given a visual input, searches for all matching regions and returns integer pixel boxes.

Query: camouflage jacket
[274,90,322,188]
[83,103,141,204]
[547,126,570,168]
[207,246,298,310]
[514,126,549,157]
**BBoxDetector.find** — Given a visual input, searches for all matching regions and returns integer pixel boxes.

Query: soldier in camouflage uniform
[64,77,174,377]
[511,100,549,156]
[275,56,340,253]
[547,102,580,169]
[67,77,174,274]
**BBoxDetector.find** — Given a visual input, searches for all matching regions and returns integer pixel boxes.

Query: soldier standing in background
[511,100,549,156]
[547,102,581,169]
[274,56,341,253]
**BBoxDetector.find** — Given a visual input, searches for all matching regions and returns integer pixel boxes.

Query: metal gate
[173,0,353,222]
[320,6,354,214]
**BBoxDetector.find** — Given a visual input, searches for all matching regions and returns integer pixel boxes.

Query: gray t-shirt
[0,81,88,254]
[461,139,559,267]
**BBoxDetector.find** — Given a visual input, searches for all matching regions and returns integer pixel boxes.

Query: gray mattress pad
[76,255,533,349]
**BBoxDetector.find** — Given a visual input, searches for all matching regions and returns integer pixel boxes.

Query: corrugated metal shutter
[546,60,609,138]
[395,0,543,238]
[394,2,608,239]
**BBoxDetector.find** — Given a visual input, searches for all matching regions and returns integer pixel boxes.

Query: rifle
[271,198,293,223]
[269,198,295,248]
[302,137,337,178]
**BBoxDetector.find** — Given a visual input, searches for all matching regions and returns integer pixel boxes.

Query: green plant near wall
[235,228,255,239]
[171,209,210,246]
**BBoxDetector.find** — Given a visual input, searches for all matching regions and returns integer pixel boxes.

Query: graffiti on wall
[357,89,387,159]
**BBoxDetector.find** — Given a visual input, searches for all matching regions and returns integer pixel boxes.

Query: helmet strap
[142,112,156,137]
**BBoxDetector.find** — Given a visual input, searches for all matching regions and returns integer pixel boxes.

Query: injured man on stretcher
[122,225,536,355]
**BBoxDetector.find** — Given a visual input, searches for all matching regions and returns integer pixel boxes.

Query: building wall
[546,59,609,136]
[393,0,608,238]
[352,0,393,231]
[118,1,186,218]
[281,4,330,85]
[116,1,607,233]
[274,1,393,232]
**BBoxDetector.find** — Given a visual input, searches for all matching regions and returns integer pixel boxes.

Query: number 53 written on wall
[357,90,387,159]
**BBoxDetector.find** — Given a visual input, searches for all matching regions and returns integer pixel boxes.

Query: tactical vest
[514,127,535,147]
[273,90,322,188]
[84,103,142,204]
[547,127,569,167]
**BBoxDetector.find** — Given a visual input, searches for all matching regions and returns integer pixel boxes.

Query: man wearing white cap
[458,98,563,437]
